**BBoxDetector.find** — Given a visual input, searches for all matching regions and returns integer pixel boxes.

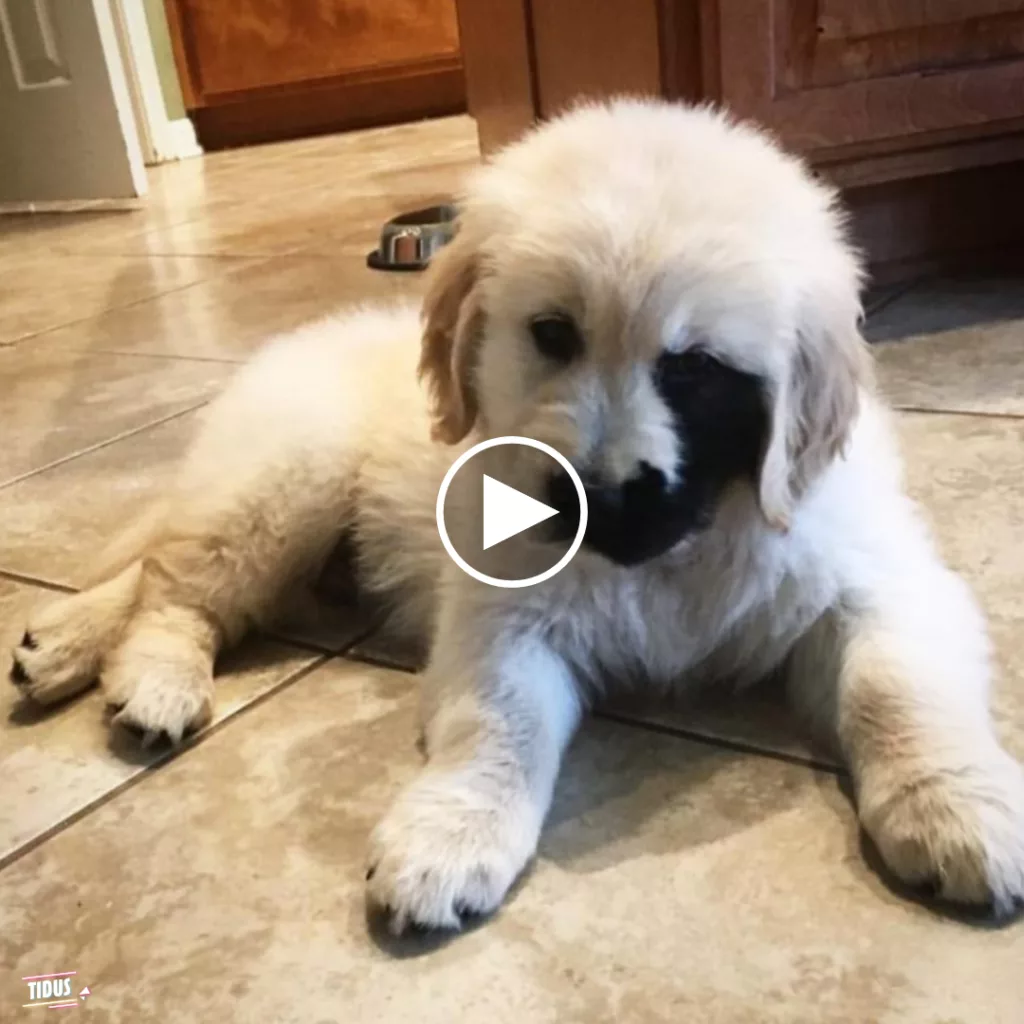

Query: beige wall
[142,0,185,120]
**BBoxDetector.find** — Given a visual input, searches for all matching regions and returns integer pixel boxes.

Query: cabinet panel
[455,0,534,153]
[816,0,1024,38]
[167,0,465,147]
[530,0,661,117]
[709,0,1024,154]
[174,0,460,99]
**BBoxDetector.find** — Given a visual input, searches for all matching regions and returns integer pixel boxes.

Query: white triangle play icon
[482,474,559,550]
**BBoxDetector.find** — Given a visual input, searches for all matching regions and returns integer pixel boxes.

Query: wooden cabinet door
[707,1,1024,157]
[167,0,465,148]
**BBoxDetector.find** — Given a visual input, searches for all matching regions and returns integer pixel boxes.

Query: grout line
[260,613,382,658]
[863,275,930,319]
[9,342,243,367]
[0,570,75,594]
[66,250,321,260]
[596,709,843,775]
[87,349,243,365]
[344,649,422,674]
[0,402,210,492]
[4,256,271,348]
[5,336,244,366]
[0,653,331,874]
[61,253,257,260]
[256,632,339,657]
[895,404,1024,422]
[8,341,244,366]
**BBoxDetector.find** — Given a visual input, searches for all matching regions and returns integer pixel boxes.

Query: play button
[437,436,588,588]
[482,475,558,550]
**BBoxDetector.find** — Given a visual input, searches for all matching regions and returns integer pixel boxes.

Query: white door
[0,0,146,204]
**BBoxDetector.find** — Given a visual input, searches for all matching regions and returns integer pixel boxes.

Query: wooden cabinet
[457,0,1024,281]
[166,0,465,149]
[710,1,1024,157]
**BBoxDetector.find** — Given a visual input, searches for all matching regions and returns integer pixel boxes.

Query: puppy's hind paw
[9,567,142,707]
[108,668,213,746]
[8,597,108,706]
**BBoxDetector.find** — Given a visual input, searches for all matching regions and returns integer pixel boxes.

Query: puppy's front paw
[860,747,1024,917]
[367,777,537,933]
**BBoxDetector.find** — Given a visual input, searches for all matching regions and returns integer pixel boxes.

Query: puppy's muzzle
[546,462,699,567]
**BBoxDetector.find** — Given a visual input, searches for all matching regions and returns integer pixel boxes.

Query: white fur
[14,101,1023,927]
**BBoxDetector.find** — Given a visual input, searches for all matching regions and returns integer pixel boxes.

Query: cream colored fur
[13,101,1023,928]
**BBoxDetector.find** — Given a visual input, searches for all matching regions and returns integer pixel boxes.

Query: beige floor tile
[601,682,822,767]
[0,254,251,346]
[0,576,321,865]
[869,275,1024,415]
[0,658,1018,1023]
[0,195,303,262]
[104,172,466,261]
[898,412,1024,760]
[0,412,199,587]
[0,114,476,354]
[0,116,478,263]
[0,346,231,486]
[25,256,425,363]
[70,188,402,260]
[136,114,476,230]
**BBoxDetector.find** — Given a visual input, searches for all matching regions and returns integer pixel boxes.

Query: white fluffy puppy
[12,101,1024,930]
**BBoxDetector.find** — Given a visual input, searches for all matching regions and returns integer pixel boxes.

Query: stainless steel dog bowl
[366,204,458,272]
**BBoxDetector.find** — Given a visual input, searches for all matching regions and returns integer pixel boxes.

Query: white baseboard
[0,198,144,215]
[155,118,203,163]
[111,0,202,167]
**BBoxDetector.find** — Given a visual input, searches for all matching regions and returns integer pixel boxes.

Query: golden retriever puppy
[12,100,1023,930]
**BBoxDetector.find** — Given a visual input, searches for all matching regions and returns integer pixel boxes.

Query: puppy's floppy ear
[757,298,872,530]
[419,230,486,444]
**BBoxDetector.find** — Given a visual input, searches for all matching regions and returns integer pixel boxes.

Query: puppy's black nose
[629,461,670,498]
[545,461,670,547]
[585,462,669,523]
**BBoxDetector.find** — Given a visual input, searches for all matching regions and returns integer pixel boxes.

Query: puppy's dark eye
[529,314,583,364]
[656,348,721,379]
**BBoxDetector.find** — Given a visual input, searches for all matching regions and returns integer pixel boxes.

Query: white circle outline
[435,436,588,589]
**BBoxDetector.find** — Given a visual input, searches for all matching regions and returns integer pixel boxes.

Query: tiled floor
[2,117,1022,1022]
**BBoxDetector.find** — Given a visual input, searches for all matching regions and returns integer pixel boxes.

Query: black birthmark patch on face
[654,348,768,500]
[547,349,769,567]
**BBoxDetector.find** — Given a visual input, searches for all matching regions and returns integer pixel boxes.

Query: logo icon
[22,971,88,1010]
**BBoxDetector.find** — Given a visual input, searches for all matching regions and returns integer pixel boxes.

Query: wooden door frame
[458,0,707,154]
[112,0,201,163]
[454,0,537,154]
